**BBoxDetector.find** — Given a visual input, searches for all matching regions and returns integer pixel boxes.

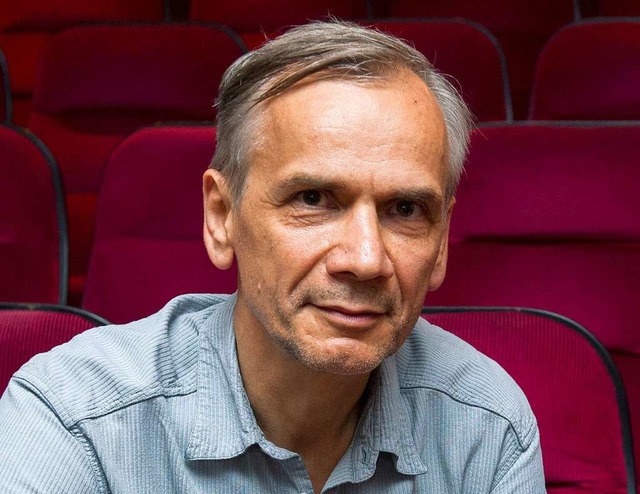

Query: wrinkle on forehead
[247,70,449,198]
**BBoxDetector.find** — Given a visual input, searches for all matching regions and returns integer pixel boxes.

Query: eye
[299,189,323,206]
[393,200,419,218]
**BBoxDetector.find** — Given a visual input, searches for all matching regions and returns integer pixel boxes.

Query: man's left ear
[203,169,235,270]
[427,197,455,292]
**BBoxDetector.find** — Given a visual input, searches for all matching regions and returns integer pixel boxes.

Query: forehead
[246,71,448,198]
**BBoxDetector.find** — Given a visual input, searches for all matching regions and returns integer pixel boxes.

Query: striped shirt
[0,293,545,493]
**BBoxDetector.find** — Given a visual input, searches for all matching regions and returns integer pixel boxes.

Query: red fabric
[422,310,631,493]
[0,307,104,393]
[28,24,245,296]
[370,0,576,119]
[0,0,164,31]
[190,0,368,32]
[83,126,238,324]
[584,0,640,16]
[0,50,8,122]
[531,21,640,120]
[428,123,640,488]
[0,125,63,304]
[0,32,49,125]
[451,125,640,240]
[366,20,507,122]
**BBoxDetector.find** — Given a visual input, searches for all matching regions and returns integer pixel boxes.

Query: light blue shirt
[0,294,545,493]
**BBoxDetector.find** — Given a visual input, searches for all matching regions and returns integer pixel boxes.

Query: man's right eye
[298,190,323,206]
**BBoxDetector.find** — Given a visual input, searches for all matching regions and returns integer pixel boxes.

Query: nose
[325,204,394,281]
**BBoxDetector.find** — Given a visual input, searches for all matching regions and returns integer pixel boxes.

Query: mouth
[310,304,386,329]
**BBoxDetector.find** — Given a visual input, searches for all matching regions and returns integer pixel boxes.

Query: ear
[427,197,455,292]
[203,169,235,270]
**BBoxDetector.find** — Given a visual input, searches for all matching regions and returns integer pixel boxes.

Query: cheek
[390,237,442,294]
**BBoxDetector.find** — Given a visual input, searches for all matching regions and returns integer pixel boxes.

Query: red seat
[422,308,636,493]
[0,303,107,394]
[427,123,640,488]
[581,0,640,16]
[369,0,577,119]
[83,125,237,324]
[0,0,165,126]
[0,49,9,122]
[0,124,67,305]
[530,21,640,120]
[28,24,245,305]
[190,0,368,32]
[366,19,511,121]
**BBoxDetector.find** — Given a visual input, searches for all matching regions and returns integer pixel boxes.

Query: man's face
[205,71,451,376]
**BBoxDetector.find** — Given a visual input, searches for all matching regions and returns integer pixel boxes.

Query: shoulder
[11,294,231,428]
[396,317,538,450]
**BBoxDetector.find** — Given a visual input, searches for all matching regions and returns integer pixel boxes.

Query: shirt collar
[186,294,427,477]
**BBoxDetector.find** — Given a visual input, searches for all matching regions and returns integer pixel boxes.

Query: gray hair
[211,20,473,204]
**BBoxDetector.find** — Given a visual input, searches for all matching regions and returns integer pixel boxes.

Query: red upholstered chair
[189,0,369,49]
[29,24,246,305]
[581,0,640,16]
[530,20,640,120]
[0,303,108,394]
[369,0,577,119]
[0,0,166,126]
[190,0,368,31]
[0,124,67,304]
[422,307,636,494]
[427,122,640,487]
[83,125,238,324]
[0,49,10,122]
[365,19,511,122]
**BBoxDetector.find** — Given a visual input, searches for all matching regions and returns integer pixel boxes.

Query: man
[0,21,545,493]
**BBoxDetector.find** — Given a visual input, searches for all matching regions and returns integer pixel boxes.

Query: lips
[311,304,386,329]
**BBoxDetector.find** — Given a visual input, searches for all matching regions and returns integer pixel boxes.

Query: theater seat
[427,122,640,488]
[0,50,10,122]
[369,0,577,119]
[0,124,67,304]
[422,307,636,493]
[0,0,166,126]
[581,0,640,16]
[530,20,640,120]
[0,303,108,394]
[190,0,368,32]
[28,23,246,305]
[366,19,512,122]
[82,125,237,324]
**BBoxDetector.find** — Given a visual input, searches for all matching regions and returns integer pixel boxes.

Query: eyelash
[291,190,429,221]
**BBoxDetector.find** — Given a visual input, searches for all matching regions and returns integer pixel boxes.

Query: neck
[233,300,372,492]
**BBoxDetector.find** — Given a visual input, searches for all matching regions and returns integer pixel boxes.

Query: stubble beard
[264,283,411,375]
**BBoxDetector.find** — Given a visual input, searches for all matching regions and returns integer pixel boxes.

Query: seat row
[2,19,640,304]
[3,121,639,476]
[0,303,635,493]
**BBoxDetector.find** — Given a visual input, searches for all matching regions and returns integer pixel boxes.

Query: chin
[294,339,396,376]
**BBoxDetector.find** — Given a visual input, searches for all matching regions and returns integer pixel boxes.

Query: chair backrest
[0,124,67,304]
[83,125,238,324]
[28,23,245,302]
[370,0,578,119]
[421,307,636,493]
[0,303,108,394]
[433,123,640,354]
[0,49,10,122]
[190,0,369,32]
[581,0,640,17]
[365,19,511,121]
[0,0,166,126]
[530,20,640,120]
[428,122,640,489]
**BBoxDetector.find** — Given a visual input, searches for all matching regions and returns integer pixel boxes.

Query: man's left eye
[394,200,418,218]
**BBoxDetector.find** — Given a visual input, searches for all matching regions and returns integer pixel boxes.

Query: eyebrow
[275,172,444,210]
